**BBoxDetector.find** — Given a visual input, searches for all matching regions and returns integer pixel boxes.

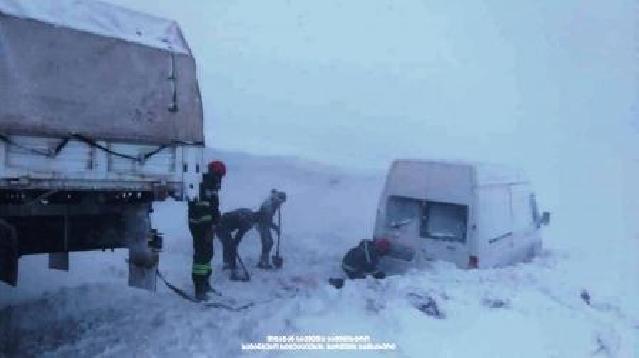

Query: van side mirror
[541,212,550,226]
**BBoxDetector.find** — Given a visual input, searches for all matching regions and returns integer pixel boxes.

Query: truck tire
[0,219,18,286]
[125,205,159,291]
[529,241,543,260]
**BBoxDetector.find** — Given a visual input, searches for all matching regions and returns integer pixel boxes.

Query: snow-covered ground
[1,149,637,357]
[1,0,637,356]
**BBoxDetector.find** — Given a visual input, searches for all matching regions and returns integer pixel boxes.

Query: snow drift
[0,150,637,357]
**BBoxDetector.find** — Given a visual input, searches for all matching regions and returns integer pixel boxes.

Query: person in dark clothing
[256,189,286,269]
[341,238,391,279]
[216,208,258,279]
[188,160,225,300]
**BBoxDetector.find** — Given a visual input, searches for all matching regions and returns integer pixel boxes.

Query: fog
[105,0,638,241]
[1,3,637,355]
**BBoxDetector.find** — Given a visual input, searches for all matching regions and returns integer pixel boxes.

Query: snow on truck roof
[390,159,529,186]
[0,0,190,54]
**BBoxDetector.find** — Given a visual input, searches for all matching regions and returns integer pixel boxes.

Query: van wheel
[529,241,543,259]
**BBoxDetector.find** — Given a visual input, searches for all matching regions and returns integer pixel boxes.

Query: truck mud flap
[0,219,18,286]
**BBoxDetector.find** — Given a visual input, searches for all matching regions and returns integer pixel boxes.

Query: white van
[374,160,549,269]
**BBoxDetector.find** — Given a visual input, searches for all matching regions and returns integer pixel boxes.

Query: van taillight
[468,256,478,269]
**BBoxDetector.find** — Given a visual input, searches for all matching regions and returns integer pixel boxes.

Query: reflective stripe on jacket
[188,200,214,225]
[189,215,213,224]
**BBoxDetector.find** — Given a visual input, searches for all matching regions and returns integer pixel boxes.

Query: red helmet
[208,160,226,176]
[373,238,391,255]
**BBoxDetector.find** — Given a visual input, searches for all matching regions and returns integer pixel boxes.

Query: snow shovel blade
[272,255,283,269]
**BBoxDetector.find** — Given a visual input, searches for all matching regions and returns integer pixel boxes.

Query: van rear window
[420,202,468,243]
[386,196,421,227]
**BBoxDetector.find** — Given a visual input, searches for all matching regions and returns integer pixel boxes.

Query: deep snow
[1,150,637,357]
[0,0,637,356]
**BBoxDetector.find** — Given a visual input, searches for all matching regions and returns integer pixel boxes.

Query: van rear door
[419,201,470,268]
[384,196,471,268]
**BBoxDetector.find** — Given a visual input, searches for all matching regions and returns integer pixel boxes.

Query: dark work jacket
[341,240,380,275]
[218,209,254,239]
[188,173,221,227]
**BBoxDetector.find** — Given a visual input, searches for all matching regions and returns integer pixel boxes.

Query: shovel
[233,253,251,282]
[272,208,284,269]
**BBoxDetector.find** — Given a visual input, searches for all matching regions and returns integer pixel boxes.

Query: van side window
[420,201,468,243]
[530,194,540,224]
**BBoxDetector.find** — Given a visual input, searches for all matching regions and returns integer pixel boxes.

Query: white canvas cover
[0,0,204,144]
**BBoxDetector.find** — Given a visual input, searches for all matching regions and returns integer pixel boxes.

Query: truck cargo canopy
[0,0,204,144]
[0,0,190,53]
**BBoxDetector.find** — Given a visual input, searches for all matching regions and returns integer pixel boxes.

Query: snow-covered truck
[0,0,204,289]
[375,160,550,269]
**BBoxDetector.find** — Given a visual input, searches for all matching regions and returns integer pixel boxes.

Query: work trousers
[190,223,214,285]
[216,229,239,269]
[257,223,273,262]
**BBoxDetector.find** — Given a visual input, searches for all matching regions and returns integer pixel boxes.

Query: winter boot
[194,281,209,301]
[229,269,246,281]
[256,256,273,270]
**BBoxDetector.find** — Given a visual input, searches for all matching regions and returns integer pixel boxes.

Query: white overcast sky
[104,0,636,163]
[106,0,637,236]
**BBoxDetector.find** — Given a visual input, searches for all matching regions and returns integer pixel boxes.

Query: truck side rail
[0,134,203,200]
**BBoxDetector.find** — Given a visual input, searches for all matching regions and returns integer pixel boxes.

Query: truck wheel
[124,205,159,291]
[529,241,543,259]
[0,219,18,286]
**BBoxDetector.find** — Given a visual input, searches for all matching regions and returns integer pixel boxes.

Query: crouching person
[341,238,391,279]
[216,208,258,280]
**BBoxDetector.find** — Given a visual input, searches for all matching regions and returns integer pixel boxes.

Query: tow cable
[155,270,254,311]
[155,270,303,312]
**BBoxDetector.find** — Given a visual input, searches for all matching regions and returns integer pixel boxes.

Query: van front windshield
[420,201,468,243]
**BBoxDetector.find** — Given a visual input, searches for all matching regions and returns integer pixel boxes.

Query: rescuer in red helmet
[340,237,391,280]
[329,236,416,288]
[187,160,226,300]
